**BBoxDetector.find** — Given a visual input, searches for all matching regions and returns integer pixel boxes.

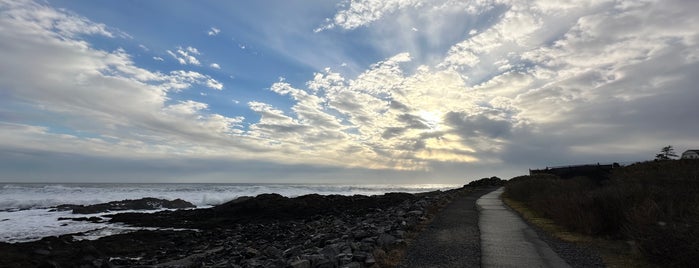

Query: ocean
[0,183,460,243]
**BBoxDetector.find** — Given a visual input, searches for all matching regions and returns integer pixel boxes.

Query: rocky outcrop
[54,197,195,214]
[1,187,483,268]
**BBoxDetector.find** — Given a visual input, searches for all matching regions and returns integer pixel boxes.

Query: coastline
[0,185,484,268]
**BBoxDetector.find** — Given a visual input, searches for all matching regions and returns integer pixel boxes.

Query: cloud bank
[1,0,697,182]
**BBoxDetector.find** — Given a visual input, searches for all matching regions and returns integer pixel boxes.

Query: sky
[0,0,698,184]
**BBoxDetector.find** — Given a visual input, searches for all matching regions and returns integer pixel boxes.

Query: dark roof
[683,150,699,154]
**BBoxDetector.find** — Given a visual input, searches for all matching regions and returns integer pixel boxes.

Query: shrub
[505,160,699,266]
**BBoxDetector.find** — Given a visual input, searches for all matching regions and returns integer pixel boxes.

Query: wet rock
[55,198,195,214]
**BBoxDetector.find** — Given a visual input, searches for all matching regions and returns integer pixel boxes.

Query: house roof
[683,150,699,154]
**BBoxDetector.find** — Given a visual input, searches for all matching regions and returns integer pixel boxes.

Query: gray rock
[365,253,376,265]
[290,259,311,268]
[314,258,334,268]
[264,246,282,258]
[407,210,423,216]
[320,243,340,261]
[337,253,353,265]
[243,247,260,258]
[376,234,397,248]
[341,262,362,268]
[283,245,303,258]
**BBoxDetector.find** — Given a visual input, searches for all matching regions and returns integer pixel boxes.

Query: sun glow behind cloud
[0,0,698,182]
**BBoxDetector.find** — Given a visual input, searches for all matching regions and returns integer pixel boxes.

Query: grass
[504,160,699,267]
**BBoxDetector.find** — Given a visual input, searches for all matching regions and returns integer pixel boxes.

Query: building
[681,150,699,159]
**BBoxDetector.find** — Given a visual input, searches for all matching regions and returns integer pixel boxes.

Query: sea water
[0,183,459,243]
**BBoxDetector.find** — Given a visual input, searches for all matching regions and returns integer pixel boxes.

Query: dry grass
[503,196,656,268]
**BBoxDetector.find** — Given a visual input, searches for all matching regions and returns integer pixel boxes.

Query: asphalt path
[400,187,496,268]
[477,187,571,268]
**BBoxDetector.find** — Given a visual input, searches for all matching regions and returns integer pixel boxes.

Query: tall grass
[505,160,699,267]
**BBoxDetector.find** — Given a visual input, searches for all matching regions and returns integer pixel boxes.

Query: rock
[283,245,303,257]
[56,198,195,214]
[320,244,340,260]
[352,252,367,262]
[244,247,260,258]
[395,230,406,238]
[34,248,51,255]
[337,252,353,265]
[341,262,362,268]
[407,210,423,216]
[263,246,282,258]
[365,253,376,266]
[2,188,467,268]
[377,234,397,248]
[314,258,334,268]
[290,259,311,268]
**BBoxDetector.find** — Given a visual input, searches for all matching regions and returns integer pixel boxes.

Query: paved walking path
[477,187,571,268]
[400,187,496,268]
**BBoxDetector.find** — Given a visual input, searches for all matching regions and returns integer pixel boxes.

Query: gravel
[399,187,497,268]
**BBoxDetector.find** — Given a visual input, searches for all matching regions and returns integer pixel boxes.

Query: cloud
[210,63,220,69]
[2,0,698,182]
[0,2,242,161]
[166,46,201,65]
[316,0,422,31]
[153,56,164,61]
[207,27,220,36]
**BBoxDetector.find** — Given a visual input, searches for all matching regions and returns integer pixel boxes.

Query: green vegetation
[504,160,699,267]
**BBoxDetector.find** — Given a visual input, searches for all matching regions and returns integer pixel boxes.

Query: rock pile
[0,188,470,268]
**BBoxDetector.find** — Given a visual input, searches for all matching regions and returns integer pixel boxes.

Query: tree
[655,145,678,160]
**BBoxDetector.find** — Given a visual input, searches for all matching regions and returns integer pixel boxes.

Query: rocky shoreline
[0,185,488,268]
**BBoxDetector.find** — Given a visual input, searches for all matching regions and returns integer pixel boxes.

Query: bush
[505,160,699,266]
[465,176,506,187]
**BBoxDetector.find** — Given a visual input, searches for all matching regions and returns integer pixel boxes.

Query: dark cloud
[444,111,513,139]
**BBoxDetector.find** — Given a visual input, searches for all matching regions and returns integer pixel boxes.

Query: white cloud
[0,0,114,38]
[153,56,164,61]
[0,2,243,161]
[207,27,220,36]
[205,78,223,90]
[166,50,186,65]
[210,63,220,69]
[317,0,422,31]
[186,46,200,55]
[167,46,201,65]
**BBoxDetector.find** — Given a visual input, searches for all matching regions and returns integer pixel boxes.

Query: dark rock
[1,187,471,268]
[34,248,51,255]
[377,234,397,248]
[56,198,195,214]
[320,244,340,260]
[263,246,282,258]
[290,259,311,268]
[243,247,260,258]
[57,216,104,223]
[341,262,361,268]
[314,258,334,268]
